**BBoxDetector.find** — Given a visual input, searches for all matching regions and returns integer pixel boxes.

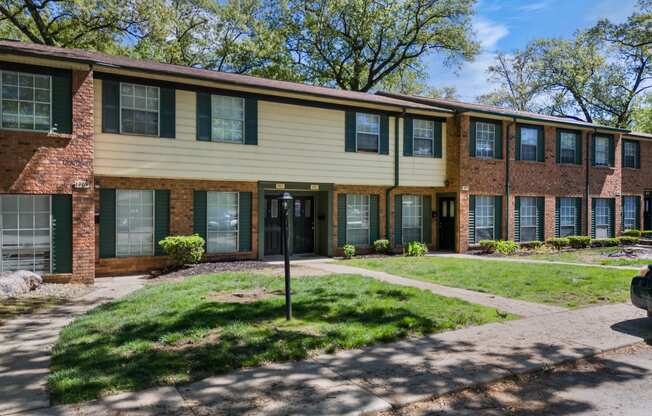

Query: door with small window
[293,197,314,254]
[264,195,282,256]
[438,197,455,251]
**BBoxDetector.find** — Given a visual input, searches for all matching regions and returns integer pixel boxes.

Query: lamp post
[278,191,293,320]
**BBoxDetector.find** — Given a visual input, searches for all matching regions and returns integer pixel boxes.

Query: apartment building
[0,41,650,283]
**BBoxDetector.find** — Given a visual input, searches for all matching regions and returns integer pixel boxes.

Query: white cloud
[517,1,552,13]
[473,17,509,49]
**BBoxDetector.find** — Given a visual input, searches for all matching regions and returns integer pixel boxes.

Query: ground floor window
[116,190,154,257]
[519,197,538,242]
[0,195,51,274]
[402,195,422,244]
[623,196,638,231]
[594,198,612,238]
[475,196,495,241]
[559,197,578,237]
[207,192,239,252]
[346,194,369,245]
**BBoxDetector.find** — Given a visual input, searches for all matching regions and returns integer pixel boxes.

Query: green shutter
[514,197,521,242]
[379,114,389,154]
[193,191,207,244]
[608,136,615,167]
[51,70,72,134]
[51,194,72,273]
[468,195,476,244]
[422,196,432,244]
[555,130,561,164]
[337,194,347,246]
[99,189,116,258]
[635,140,641,169]
[555,198,561,237]
[159,87,175,138]
[494,196,502,240]
[494,122,503,159]
[395,195,403,245]
[575,198,582,236]
[608,198,615,237]
[469,120,477,157]
[102,80,120,133]
[239,192,252,251]
[536,197,545,241]
[154,190,170,256]
[515,126,522,160]
[196,92,211,141]
[537,127,545,162]
[345,111,356,152]
[636,196,641,229]
[244,98,258,145]
[590,135,596,166]
[370,195,379,243]
[403,116,413,156]
[575,132,582,165]
[591,198,596,238]
[433,121,443,158]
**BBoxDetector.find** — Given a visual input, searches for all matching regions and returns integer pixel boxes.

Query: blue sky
[427,0,639,101]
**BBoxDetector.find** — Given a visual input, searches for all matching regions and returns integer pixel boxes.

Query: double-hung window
[559,198,578,237]
[594,198,611,238]
[120,83,159,136]
[356,113,380,152]
[475,196,495,241]
[519,197,538,242]
[475,121,496,159]
[413,119,434,156]
[211,95,244,143]
[559,131,578,164]
[402,195,423,244]
[346,194,370,245]
[1,70,51,131]
[594,136,610,166]
[623,196,638,231]
[623,140,639,169]
[520,127,539,161]
[116,190,154,257]
[206,192,239,252]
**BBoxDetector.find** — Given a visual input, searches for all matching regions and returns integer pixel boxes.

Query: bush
[478,240,497,253]
[342,244,356,259]
[495,240,519,255]
[404,241,428,257]
[618,236,640,246]
[373,239,391,254]
[641,231,652,238]
[546,237,570,250]
[623,229,642,237]
[567,236,591,249]
[520,240,543,250]
[591,238,619,247]
[158,234,205,267]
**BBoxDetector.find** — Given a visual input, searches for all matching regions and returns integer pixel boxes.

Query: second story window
[120,83,159,136]
[413,119,434,156]
[475,121,496,158]
[211,95,244,143]
[1,70,51,132]
[594,136,610,166]
[519,127,539,161]
[622,140,640,169]
[356,113,380,152]
[559,131,578,164]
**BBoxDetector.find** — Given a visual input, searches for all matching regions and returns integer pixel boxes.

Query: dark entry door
[293,196,314,254]
[264,195,282,255]
[645,193,652,231]
[438,197,456,251]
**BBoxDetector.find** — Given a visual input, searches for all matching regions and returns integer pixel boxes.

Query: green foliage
[404,241,428,257]
[520,240,543,250]
[642,231,652,238]
[495,240,519,255]
[479,240,497,253]
[547,237,570,250]
[591,238,620,247]
[568,236,592,249]
[631,93,652,134]
[342,244,356,259]
[372,239,391,254]
[158,234,205,266]
[618,236,640,245]
[623,229,642,237]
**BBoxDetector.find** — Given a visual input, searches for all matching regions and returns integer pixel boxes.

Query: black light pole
[279,192,293,320]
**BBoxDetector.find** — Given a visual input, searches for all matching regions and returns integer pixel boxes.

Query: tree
[375,60,458,98]
[632,93,652,133]
[278,0,478,91]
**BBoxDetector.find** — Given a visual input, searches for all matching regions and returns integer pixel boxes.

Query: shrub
[623,229,642,237]
[159,234,205,267]
[478,240,497,253]
[520,240,543,250]
[342,244,356,259]
[373,239,391,254]
[546,237,570,250]
[618,236,640,246]
[591,238,619,247]
[567,236,591,249]
[404,241,427,256]
[495,240,519,255]
[641,231,652,238]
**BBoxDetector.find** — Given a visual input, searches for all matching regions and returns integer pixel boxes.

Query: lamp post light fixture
[278,191,294,320]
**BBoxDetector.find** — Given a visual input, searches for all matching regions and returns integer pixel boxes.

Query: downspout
[386,109,403,243]
[506,117,516,239]
[586,128,596,234]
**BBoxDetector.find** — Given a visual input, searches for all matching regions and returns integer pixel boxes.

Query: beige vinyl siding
[94,81,395,184]
[398,118,447,187]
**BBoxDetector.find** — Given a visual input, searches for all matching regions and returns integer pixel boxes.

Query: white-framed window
[594,136,610,166]
[623,140,638,169]
[519,197,538,242]
[559,131,577,164]
[0,195,51,274]
[1,70,51,132]
[356,113,380,152]
[594,198,611,238]
[211,95,244,143]
[413,119,434,156]
[120,82,159,136]
[346,194,370,245]
[116,190,154,257]
[623,196,638,230]
[402,195,422,244]
[520,127,538,161]
[207,192,239,253]
[476,196,495,241]
[559,198,578,237]
[475,121,495,158]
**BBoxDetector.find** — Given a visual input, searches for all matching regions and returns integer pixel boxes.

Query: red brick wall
[622,138,652,228]
[0,69,95,283]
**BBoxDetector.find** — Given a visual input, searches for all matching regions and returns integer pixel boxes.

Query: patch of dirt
[154,329,223,353]
[206,287,284,304]
[152,261,277,282]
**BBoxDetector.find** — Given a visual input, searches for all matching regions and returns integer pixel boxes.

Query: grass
[521,247,652,267]
[48,272,509,404]
[344,256,636,308]
[0,297,63,326]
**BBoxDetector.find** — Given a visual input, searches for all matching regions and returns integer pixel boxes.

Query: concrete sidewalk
[29,303,652,416]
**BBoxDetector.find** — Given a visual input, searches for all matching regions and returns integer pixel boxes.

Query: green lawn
[344,256,636,308]
[48,272,509,404]
[521,247,652,267]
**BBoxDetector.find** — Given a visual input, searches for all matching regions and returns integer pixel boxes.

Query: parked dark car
[631,265,652,318]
